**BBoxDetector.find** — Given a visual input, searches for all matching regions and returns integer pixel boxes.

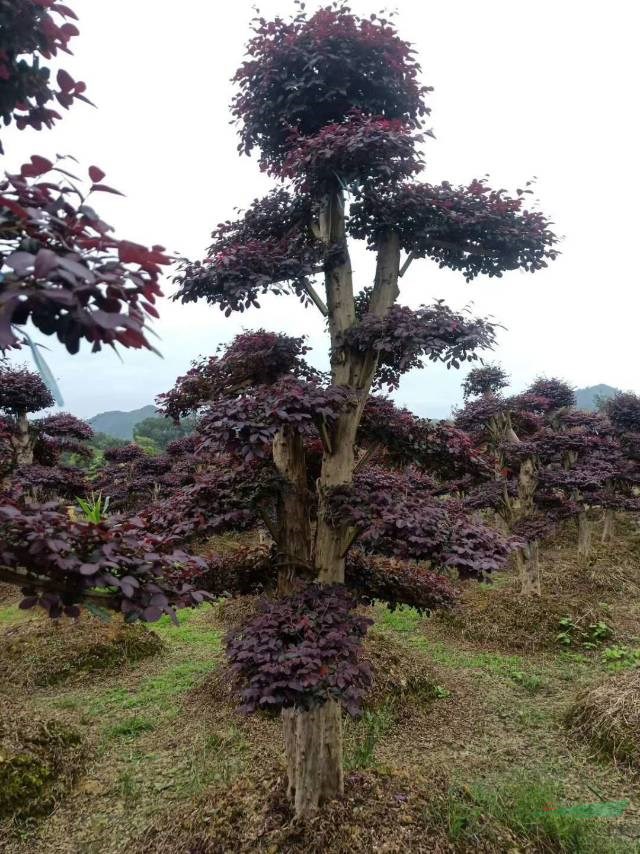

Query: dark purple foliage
[345,550,458,613]
[328,466,519,577]
[197,376,351,461]
[360,396,488,480]
[231,5,430,170]
[226,584,372,716]
[349,179,558,281]
[15,462,87,500]
[0,364,53,414]
[525,378,576,411]
[157,330,319,420]
[0,497,209,621]
[278,112,425,187]
[0,0,88,146]
[0,159,169,352]
[345,300,497,391]
[606,393,640,434]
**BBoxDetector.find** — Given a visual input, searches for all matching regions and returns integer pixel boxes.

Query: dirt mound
[362,629,442,710]
[0,615,164,689]
[0,700,85,833]
[209,595,262,630]
[136,768,455,854]
[435,521,640,653]
[567,667,640,768]
[438,585,614,654]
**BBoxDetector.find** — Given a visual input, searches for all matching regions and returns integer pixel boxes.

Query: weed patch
[432,773,628,852]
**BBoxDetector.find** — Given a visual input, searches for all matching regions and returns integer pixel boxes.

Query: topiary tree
[168,2,558,816]
[462,363,510,400]
[0,363,53,467]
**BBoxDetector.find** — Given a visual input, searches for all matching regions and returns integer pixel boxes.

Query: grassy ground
[1,523,640,852]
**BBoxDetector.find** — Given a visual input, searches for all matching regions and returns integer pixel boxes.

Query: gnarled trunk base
[578,511,592,559]
[601,508,615,544]
[282,700,344,818]
[12,412,33,467]
[518,541,541,596]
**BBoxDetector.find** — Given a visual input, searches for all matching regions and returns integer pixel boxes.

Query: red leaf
[57,68,75,92]
[34,248,59,278]
[90,183,125,196]
[88,165,106,183]
[21,155,53,178]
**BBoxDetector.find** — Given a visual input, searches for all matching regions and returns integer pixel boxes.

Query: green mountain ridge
[88,405,157,440]
[574,384,621,411]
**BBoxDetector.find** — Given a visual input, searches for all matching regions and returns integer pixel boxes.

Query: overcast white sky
[4,0,640,419]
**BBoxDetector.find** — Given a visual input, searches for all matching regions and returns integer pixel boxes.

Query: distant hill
[88,405,157,440]
[574,384,621,411]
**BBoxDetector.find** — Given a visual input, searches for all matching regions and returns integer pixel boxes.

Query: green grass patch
[104,716,156,740]
[87,660,216,716]
[434,773,629,853]
[377,605,424,635]
[0,604,32,626]
[601,645,640,672]
[345,705,395,771]
[152,609,221,650]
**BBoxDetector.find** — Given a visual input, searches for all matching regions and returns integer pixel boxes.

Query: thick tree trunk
[578,510,592,558]
[515,456,541,597]
[11,412,33,466]
[272,425,311,595]
[601,508,616,544]
[314,192,400,584]
[518,540,541,596]
[282,700,344,816]
[283,188,400,818]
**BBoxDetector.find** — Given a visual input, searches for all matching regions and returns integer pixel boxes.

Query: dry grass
[567,667,640,768]
[0,614,164,688]
[0,584,18,606]
[209,594,261,630]
[0,699,85,840]
[135,767,456,854]
[435,521,640,654]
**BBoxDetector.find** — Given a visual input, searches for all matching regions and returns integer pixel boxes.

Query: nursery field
[2,521,640,854]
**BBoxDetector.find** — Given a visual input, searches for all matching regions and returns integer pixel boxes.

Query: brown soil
[135,768,460,854]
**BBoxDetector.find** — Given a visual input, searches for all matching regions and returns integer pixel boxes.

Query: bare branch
[398,251,415,278]
[303,281,328,316]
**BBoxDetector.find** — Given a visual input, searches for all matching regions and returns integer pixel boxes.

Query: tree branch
[256,504,279,543]
[398,251,415,278]
[318,418,333,454]
[368,231,401,318]
[303,281,328,316]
